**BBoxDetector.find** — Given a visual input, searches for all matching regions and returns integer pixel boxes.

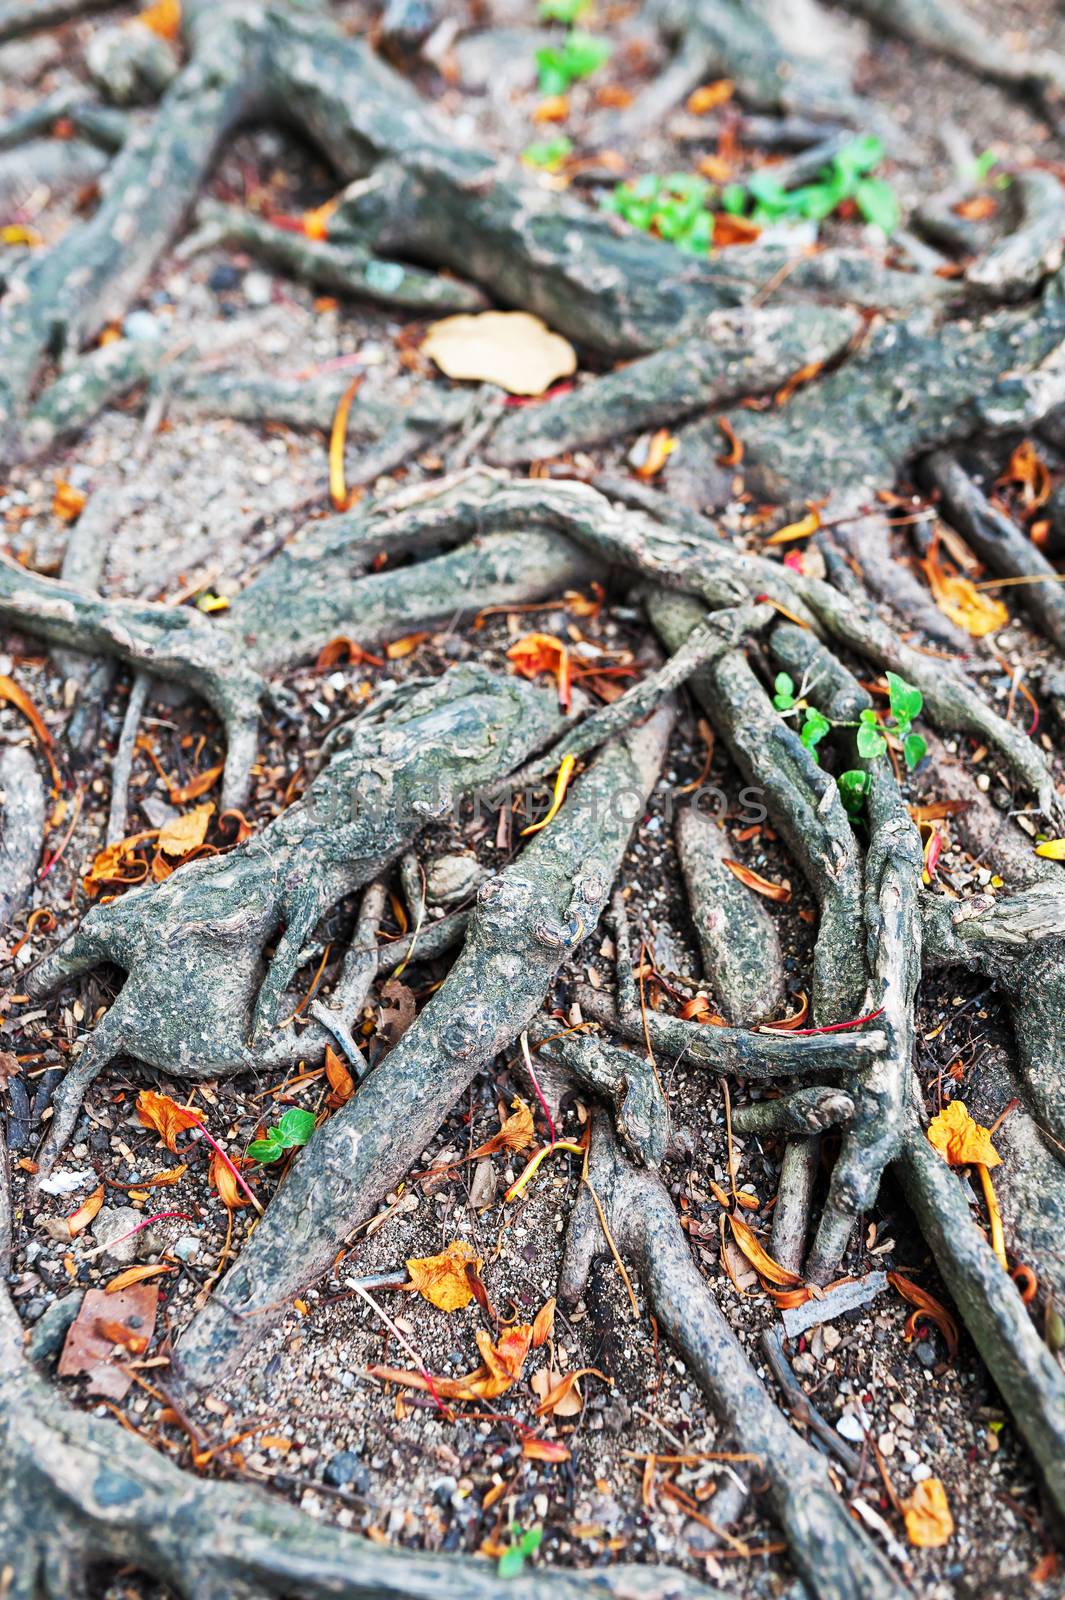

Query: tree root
[923,450,1065,653]
[675,804,785,1025]
[533,1017,674,1169]
[731,1087,856,1137]
[841,0,1065,111]
[896,1122,1065,1522]
[0,1135,722,1600]
[0,747,45,929]
[174,703,676,1384]
[573,988,886,1081]
[0,0,112,43]
[24,666,564,1179]
[181,200,487,314]
[921,880,1065,1147]
[558,1109,903,1600]
[645,588,867,1022]
[965,170,1065,300]
[485,305,860,466]
[105,670,148,847]
[566,480,1056,815]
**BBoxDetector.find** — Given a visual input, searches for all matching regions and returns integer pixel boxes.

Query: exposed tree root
[485,305,860,465]
[181,200,488,314]
[24,666,563,1178]
[0,0,111,43]
[0,747,45,928]
[0,1132,723,1600]
[174,704,675,1384]
[675,804,785,1025]
[923,450,1065,652]
[558,1109,903,1600]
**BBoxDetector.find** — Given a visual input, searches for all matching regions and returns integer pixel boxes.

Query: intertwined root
[23,666,563,1179]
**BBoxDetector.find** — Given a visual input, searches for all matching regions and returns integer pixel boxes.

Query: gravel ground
[1,3,1063,1597]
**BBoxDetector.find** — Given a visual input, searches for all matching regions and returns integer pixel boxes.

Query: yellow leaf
[765,509,821,545]
[406,1239,483,1312]
[158,802,214,858]
[927,1099,1001,1169]
[903,1477,954,1548]
[1,224,43,247]
[136,1088,201,1152]
[922,543,1008,638]
[1035,838,1065,860]
[421,311,577,397]
[632,428,677,479]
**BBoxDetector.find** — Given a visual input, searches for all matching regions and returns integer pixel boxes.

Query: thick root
[174,704,675,1384]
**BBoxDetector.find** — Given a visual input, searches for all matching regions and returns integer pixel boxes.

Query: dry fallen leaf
[471,1097,536,1158]
[105,1263,176,1293]
[138,0,181,40]
[0,1051,20,1085]
[0,674,62,791]
[158,802,214,858]
[58,1283,159,1399]
[406,1239,484,1312]
[687,79,734,114]
[921,541,1007,638]
[531,1365,608,1417]
[377,978,417,1047]
[210,1149,253,1210]
[927,1099,1001,1169]
[902,1477,954,1548]
[712,213,761,247]
[368,1323,534,1402]
[136,1088,201,1152]
[324,1044,355,1106]
[522,1437,571,1462]
[421,311,577,397]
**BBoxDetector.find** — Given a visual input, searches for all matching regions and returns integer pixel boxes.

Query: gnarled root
[25,666,563,1179]
[173,704,675,1384]
[558,1109,903,1600]
[0,747,45,929]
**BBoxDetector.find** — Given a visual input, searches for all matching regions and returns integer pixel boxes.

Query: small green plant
[602,172,714,253]
[773,670,926,819]
[837,769,871,818]
[498,1523,543,1578]
[522,134,573,171]
[722,134,898,235]
[247,1106,316,1164]
[535,31,611,94]
[538,0,589,21]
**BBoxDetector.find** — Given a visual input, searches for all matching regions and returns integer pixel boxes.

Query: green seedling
[522,135,574,171]
[535,31,611,95]
[247,1106,317,1164]
[498,1523,543,1578]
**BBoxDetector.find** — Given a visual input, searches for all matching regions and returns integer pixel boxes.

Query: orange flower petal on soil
[136,1089,201,1153]
[53,478,86,522]
[902,1477,954,1548]
[887,1271,959,1359]
[507,632,571,709]
[686,79,734,114]
[66,1184,104,1237]
[406,1239,484,1313]
[927,1099,1001,1169]
[721,859,791,903]
[725,1214,803,1289]
[531,1295,556,1347]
